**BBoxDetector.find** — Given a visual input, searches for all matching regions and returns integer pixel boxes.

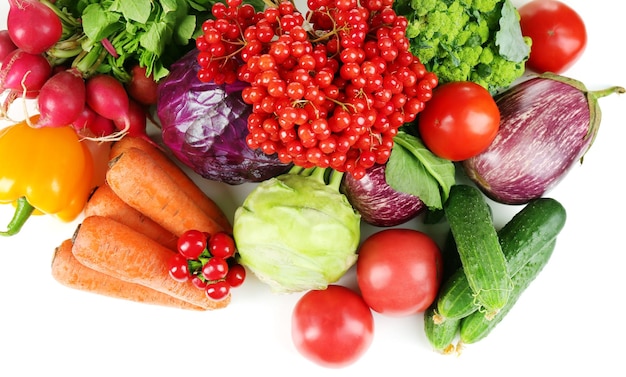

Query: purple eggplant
[341,163,426,227]
[463,73,624,204]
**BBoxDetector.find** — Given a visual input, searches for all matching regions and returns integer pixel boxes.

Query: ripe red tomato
[418,81,500,161]
[518,0,587,74]
[291,285,374,368]
[356,229,442,317]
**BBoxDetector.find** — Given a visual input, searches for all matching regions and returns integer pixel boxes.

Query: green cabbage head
[233,167,361,293]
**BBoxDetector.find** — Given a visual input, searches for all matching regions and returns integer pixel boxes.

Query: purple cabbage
[156,49,291,185]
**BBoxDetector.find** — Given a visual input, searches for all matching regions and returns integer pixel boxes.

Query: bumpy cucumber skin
[496,198,566,276]
[459,240,557,344]
[437,198,567,320]
[437,268,478,321]
[424,305,460,353]
[444,184,512,315]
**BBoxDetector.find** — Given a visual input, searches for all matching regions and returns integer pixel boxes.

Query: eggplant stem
[591,86,625,99]
[1,197,35,237]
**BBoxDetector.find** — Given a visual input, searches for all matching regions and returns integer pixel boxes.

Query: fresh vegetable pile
[2,0,626,371]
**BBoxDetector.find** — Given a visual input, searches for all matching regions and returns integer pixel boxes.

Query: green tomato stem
[1,197,35,237]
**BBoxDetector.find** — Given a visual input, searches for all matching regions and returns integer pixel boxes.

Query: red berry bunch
[196,0,438,179]
[168,229,246,301]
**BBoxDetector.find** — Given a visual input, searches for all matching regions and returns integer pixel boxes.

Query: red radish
[85,74,131,131]
[0,49,52,96]
[125,64,159,105]
[71,105,97,131]
[88,113,116,137]
[36,68,86,127]
[114,99,147,137]
[72,104,116,137]
[112,98,159,146]
[7,0,63,54]
[0,30,18,62]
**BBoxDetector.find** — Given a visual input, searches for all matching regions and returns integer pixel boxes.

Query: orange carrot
[52,239,204,311]
[110,136,232,232]
[106,147,225,238]
[71,216,230,310]
[84,184,179,250]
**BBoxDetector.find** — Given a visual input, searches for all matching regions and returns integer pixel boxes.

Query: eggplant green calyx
[233,166,361,293]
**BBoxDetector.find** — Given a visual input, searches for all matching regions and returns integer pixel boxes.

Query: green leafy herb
[496,0,531,63]
[385,131,456,210]
[48,0,228,82]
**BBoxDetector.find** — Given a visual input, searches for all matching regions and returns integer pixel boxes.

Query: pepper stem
[1,197,35,237]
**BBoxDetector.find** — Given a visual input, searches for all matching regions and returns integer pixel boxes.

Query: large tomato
[291,285,374,368]
[417,81,500,161]
[356,229,442,317]
[518,0,587,74]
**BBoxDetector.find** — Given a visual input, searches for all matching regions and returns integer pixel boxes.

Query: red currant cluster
[196,0,438,179]
[167,229,246,301]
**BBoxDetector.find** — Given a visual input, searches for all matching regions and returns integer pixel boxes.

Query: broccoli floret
[468,0,501,13]
[432,45,484,84]
[395,0,531,93]
[409,0,445,16]
[473,36,531,92]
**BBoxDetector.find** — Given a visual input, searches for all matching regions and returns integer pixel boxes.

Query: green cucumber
[437,197,567,321]
[424,305,460,354]
[459,239,557,344]
[440,230,462,282]
[443,184,512,316]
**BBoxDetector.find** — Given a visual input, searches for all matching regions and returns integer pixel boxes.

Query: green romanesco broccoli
[394,0,531,93]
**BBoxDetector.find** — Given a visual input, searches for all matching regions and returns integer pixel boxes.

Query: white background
[1,0,624,376]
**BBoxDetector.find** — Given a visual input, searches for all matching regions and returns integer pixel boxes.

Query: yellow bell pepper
[0,116,94,236]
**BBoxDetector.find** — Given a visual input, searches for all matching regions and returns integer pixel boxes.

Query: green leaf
[114,0,153,24]
[385,131,456,210]
[81,3,123,41]
[175,15,197,45]
[495,0,531,63]
[139,22,171,56]
[159,0,180,13]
